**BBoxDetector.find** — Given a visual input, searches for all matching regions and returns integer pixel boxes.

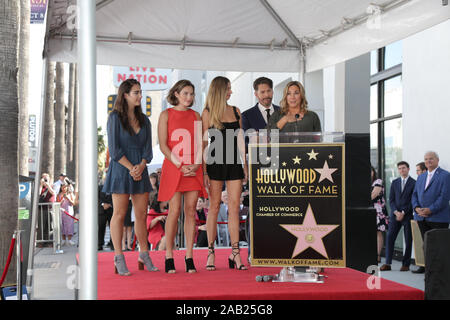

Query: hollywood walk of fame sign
[249,143,346,267]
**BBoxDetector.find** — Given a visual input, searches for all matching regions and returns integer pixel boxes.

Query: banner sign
[30,0,47,24]
[249,143,345,267]
[29,115,37,147]
[113,67,171,91]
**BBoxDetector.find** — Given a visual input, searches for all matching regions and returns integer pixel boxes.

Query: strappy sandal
[206,244,216,271]
[228,242,247,270]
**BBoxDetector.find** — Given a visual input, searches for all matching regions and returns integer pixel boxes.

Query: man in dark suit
[380,161,415,271]
[98,182,113,250]
[241,77,280,141]
[411,151,450,273]
[241,77,279,261]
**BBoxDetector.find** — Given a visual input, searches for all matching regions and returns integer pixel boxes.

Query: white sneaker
[69,239,76,246]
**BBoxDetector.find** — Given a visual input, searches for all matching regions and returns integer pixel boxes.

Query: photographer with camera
[37,173,56,245]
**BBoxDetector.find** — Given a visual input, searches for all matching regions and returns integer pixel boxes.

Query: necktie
[266,108,271,124]
[425,172,432,189]
[401,178,406,192]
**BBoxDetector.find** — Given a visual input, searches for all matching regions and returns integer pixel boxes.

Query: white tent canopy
[46,0,450,72]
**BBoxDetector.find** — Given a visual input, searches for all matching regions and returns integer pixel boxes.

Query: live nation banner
[249,143,345,267]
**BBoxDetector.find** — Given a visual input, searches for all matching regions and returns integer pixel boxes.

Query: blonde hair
[280,81,308,115]
[205,76,230,129]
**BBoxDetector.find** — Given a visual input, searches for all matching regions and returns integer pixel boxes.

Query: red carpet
[93,248,423,300]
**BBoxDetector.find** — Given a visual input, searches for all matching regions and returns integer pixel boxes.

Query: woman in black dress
[201,76,248,271]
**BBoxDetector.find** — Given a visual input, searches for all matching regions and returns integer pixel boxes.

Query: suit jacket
[241,103,280,132]
[412,167,450,223]
[242,104,280,153]
[389,176,416,220]
[98,184,113,215]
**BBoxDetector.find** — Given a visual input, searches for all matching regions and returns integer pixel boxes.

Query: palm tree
[54,62,66,176]
[0,0,19,285]
[66,63,75,180]
[18,0,30,176]
[40,61,55,180]
[97,126,106,180]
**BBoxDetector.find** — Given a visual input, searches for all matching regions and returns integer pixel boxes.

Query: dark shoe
[185,257,197,273]
[206,244,216,271]
[380,264,391,271]
[412,266,425,274]
[165,257,176,274]
[400,266,410,272]
[228,242,248,270]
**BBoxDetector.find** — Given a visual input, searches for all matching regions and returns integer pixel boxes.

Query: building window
[370,40,403,251]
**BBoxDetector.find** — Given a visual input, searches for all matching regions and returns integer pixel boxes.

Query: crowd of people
[38,172,78,246]
[46,74,448,279]
[98,76,320,276]
[371,151,450,274]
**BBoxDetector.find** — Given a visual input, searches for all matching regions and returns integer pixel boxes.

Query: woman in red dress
[157,80,207,273]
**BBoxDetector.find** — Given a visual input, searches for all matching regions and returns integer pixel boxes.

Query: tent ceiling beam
[95,0,115,11]
[305,0,412,47]
[54,34,301,51]
[259,0,303,49]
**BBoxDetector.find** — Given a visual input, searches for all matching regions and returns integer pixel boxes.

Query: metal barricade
[36,202,63,253]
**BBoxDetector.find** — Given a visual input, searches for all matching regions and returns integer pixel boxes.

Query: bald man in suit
[411,151,450,273]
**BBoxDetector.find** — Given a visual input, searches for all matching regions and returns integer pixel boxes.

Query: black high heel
[185,257,197,273]
[228,243,247,270]
[206,244,216,271]
[165,257,176,273]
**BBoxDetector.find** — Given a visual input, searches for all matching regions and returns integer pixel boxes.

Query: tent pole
[299,43,306,84]
[27,57,48,292]
[78,0,98,300]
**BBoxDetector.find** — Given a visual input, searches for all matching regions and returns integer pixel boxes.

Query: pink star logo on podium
[314,160,338,183]
[280,204,339,259]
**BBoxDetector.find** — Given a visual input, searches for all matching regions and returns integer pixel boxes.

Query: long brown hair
[280,81,308,115]
[113,79,146,135]
[205,76,230,129]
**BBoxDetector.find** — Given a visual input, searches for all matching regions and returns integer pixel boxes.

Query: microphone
[256,275,275,282]
[263,275,274,282]
[293,114,300,142]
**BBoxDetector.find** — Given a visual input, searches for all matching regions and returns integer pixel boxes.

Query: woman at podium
[267,81,321,133]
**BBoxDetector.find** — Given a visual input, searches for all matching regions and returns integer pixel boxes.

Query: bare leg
[130,192,150,252]
[183,191,199,258]
[226,180,246,270]
[111,194,130,255]
[206,180,223,269]
[377,231,384,261]
[122,227,126,250]
[165,192,182,259]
